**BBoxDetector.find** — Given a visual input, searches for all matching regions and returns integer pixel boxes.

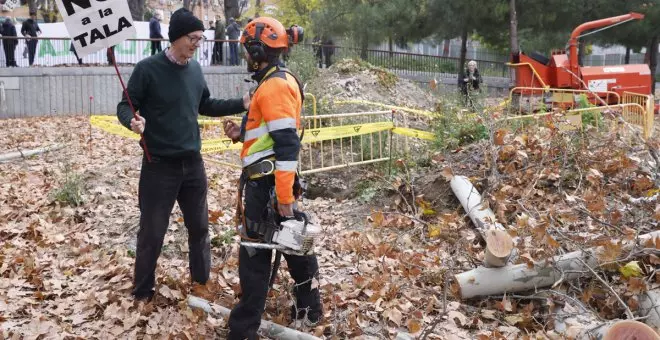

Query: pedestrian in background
[69,40,83,65]
[21,11,41,66]
[226,17,241,66]
[212,18,225,65]
[1,17,17,67]
[149,12,164,56]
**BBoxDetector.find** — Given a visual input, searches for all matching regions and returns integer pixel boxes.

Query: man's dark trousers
[27,39,37,66]
[227,175,321,340]
[229,42,239,66]
[151,41,162,56]
[132,153,211,299]
[3,40,16,67]
[212,41,224,64]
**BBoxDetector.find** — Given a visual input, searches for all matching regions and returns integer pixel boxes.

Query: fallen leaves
[619,261,643,279]
[384,307,403,326]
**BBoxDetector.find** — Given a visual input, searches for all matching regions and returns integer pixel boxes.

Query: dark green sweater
[116,51,245,157]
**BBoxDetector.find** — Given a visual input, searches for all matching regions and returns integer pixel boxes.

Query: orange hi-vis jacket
[240,65,302,204]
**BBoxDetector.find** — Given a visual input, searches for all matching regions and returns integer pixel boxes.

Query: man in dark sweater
[116,7,249,301]
[20,12,41,66]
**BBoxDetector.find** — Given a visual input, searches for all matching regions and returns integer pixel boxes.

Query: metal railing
[621,91,655,139]
[0,36,508,78]
[505,86,654,139]
[508,86,622,114]
[0,36,244,67]
[300,44,509,78]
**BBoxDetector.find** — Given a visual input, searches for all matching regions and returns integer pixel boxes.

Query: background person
[20,11,41,66]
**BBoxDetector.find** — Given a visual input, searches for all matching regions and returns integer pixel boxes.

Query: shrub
[286,46,319,86]
[50,163,84,207]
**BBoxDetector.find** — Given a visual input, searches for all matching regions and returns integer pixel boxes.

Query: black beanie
[168,8,205,43]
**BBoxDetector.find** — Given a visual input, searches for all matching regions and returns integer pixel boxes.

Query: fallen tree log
[455,231,660,300]
[187,295,322,340]
[0,144,64,163]
[450,175,514,267]
[639,289,660,330]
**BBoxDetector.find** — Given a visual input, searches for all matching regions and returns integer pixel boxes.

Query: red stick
[107,47,151,162]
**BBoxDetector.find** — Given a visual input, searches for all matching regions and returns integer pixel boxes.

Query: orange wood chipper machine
[509,12,658,112]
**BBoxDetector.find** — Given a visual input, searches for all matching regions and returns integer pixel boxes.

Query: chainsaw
[238,188,322,256]
[239,216,322,256]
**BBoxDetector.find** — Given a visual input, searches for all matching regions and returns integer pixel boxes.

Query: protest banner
[53,0,136,58]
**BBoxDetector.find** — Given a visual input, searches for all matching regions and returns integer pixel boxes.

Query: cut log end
[603,320,660,340]
[484,229,513,267]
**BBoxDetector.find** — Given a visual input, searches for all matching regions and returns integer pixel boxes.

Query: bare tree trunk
[578,40,586,66]
[28,0,37,15]
[458,26,468,88]
[388,34,393,58]
[509,0,519,79]
[39,0,58,23]
[127,0,145,21]
[649,36,658,95]
[625,47,631,64]
[225,0,240,23]
[183,0,191,10]
[190,0,198,14]
[509,0,518,55]
[442,39,450,57]
[255,0,261,17]
[360,32,369,60]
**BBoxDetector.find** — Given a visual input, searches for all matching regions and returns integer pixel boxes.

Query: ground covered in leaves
[0,112,659,339]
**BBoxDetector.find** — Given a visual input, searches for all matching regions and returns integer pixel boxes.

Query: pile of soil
[306,59,438,111]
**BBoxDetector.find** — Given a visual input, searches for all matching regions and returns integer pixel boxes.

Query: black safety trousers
[227,174,321,340]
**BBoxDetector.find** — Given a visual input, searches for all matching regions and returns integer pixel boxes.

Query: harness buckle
[260,159,275,175]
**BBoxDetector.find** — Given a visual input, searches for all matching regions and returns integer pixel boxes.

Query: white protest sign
[53,0,136,58]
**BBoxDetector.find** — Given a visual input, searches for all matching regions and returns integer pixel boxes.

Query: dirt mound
[306,58,437,111]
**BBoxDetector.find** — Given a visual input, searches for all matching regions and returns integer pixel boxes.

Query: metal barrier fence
[621,91,655,139]
[505,86,654,139]
[0,37,244,67]
[90,108,434,175]
[508,86,622,113]
[299,44,509,78]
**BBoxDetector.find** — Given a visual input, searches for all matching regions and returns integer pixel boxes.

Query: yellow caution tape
[90,116,140,140]
[302,122,394,143]
[90,116,435,154]
[201,138,243,153]
[392,127,436,141]
[334,99,440,118]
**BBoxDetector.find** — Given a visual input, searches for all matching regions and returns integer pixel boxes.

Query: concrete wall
[0,66,251,119]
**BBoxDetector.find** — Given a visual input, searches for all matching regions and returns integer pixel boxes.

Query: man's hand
[277,203,294,218]
[131,115,146,134]
[223,119,241,142]
[243,92,251,110]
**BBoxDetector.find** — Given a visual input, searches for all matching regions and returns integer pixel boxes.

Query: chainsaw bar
[240,241,314,256]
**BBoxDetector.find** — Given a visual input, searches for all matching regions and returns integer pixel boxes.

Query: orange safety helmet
[240,17,289,49]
